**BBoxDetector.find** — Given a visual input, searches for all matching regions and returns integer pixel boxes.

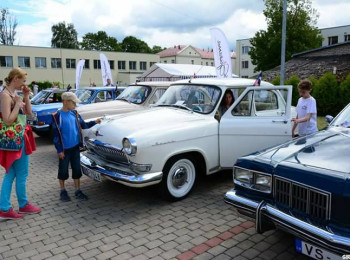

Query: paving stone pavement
[0,136,309,260]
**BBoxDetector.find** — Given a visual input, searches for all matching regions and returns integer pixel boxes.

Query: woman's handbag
[0,112,26,151]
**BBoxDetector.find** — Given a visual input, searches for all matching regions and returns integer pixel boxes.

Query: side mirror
[324,115,333,124]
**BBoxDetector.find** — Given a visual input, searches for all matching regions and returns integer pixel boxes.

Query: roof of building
[158,45,236,59]
[292,41,350,57]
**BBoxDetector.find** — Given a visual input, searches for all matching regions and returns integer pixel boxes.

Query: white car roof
[172,77,273,87]
[130,81,174,87]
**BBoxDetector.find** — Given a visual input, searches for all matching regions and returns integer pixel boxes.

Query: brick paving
[0,136,308,259]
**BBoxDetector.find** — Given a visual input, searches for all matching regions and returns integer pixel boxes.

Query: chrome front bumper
[224,189,350,254]
[80,153,163,188]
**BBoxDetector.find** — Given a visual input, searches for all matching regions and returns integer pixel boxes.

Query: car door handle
[272,120,288,124]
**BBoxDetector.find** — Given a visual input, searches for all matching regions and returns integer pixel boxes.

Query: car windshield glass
[331,104,350,128]
[75,89,93,103]
[116,85,151,104]
[155,84,221,114]
[31,91,51,105]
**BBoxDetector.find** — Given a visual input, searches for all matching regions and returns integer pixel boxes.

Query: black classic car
[225,104,350,259]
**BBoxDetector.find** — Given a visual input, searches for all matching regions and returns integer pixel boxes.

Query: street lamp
[59,38,65,88]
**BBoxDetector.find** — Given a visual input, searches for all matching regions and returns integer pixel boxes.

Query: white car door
[219,85,293,168]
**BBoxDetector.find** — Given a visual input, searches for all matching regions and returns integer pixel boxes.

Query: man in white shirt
[0,80,3,92]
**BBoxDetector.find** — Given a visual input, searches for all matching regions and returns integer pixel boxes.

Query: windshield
[331,104,350,128]
[155,84,221,114]
[31,91,51,105]
[116,85,151,104]
[75,89,93,103]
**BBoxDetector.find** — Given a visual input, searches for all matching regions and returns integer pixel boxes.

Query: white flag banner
[75,59,85,90]
[100,53,113,86]
[210,27,232,78]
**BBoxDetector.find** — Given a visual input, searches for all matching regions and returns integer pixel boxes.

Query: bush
[313,72,340,116]
[339,74,350,108]
[36,81,61,92]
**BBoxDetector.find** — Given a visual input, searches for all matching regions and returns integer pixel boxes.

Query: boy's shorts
[58,145,82,180]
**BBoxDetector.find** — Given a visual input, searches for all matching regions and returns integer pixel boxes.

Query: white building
[320,25,350,46]
[158,45,236,75]
[234,39,256,78]
[0,45,159,87]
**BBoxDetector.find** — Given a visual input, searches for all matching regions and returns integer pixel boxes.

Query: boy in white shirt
[292,79,318,137]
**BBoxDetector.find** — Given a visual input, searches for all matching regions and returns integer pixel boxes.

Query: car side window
[232,89,285,117]
[148,88,167,104]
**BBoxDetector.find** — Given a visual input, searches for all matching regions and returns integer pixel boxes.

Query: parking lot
[0,136,308,260]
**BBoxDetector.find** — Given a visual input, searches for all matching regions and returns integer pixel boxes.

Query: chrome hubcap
[172,167,188,188]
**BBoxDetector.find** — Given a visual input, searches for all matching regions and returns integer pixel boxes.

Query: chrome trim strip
[80,153,162,187]
[31,124,50,129]
[224,189,350,251]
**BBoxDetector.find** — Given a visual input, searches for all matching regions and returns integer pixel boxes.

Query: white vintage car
[80,78,294,200]
[77,81,171,120]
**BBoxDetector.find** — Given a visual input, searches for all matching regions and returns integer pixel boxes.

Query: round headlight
[122,138,137,156]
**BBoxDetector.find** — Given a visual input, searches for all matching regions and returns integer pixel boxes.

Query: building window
[84,59,90,69]
[328,36,338,45]
[191,60,194,64]
[345,34,350,42]
[18,56,30,68]
[206,62,208,66]
[140,61,147,70]
[0,56,13,67]
[241,76,249,78]
[211,62,214,66]
[66,58,76,69]
[51,58,61,69]
[171,60,175,64]
[94,60,101,69]
[35,57,46,68]
[109,60,114,70]
[150,62,156,67]
[242,61,249,69]
[129,61,136,70]
[163,60,167,64]
[242,46,249,54]
[118,60,126,70]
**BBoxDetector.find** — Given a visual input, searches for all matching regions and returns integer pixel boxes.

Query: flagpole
[280,0,287,85]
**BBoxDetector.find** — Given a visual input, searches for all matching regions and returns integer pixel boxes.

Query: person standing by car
[0,80,4,92]
[31,81,39,96]
[292,79,317,137]
[52,92,102,201]
[0,68,41,220]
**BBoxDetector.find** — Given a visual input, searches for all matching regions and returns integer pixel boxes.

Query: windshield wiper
[170,104,192,112]
[118,98,131,103]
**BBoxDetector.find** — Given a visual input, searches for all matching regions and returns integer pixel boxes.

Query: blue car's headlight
[234,166,272,193]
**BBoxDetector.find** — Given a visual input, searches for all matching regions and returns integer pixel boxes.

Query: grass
[317,116,328,130]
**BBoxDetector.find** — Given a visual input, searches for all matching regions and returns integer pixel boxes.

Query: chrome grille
[274,177,330,220]
[85,139,128,165]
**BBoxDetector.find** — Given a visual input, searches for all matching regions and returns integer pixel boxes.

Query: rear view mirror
[324,115,333,124]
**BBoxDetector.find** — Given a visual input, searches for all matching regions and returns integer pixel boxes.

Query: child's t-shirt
[296,96,317,136]
[60,110,79,149]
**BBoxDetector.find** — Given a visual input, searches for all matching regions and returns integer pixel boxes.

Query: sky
[1,0,350,51]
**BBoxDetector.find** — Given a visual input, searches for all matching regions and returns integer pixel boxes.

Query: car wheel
[160,157,196,201]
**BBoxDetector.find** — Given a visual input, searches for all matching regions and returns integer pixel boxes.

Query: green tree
[51,22,79,49]
[80,31,121,51]
[285,75,300,106]
[339,74,350,108]
[249,0,322,72]
[151,45,165,54]
[0,8,17,45]
[120,36,152,53]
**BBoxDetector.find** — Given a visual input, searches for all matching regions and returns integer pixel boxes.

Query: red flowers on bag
[5,130,15,138]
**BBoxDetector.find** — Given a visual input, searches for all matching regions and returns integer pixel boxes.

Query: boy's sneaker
[0,208,23,219]
[19,202,41,214]
[60,190,71,201]
[75,190,88,201]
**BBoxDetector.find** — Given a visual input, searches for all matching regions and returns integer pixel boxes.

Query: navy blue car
[225,104,350,259]
[28,86,124,137]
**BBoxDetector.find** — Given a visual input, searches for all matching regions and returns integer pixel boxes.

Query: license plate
[295,238,342,260]
[81,166,102,182]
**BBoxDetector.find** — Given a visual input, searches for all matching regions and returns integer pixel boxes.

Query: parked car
[77,81,172,120]
[80,78,294,201]
[224,103,350,258]
[28,86,123,137]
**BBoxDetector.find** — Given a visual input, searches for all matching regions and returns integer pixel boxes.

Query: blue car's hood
[257,128,350,174]
[32,103,63,112]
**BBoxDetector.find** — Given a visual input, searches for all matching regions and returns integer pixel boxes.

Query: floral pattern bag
[0,112,26,151]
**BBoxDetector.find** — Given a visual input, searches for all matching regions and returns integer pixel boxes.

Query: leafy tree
[120,36,152,53]
[339,74,350,108]
[0,8,17,45]
[80,31,121,51]
[285,75,300,106]
[51,22,79,49]
[151,45,165,54]
[249,0,322,72]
